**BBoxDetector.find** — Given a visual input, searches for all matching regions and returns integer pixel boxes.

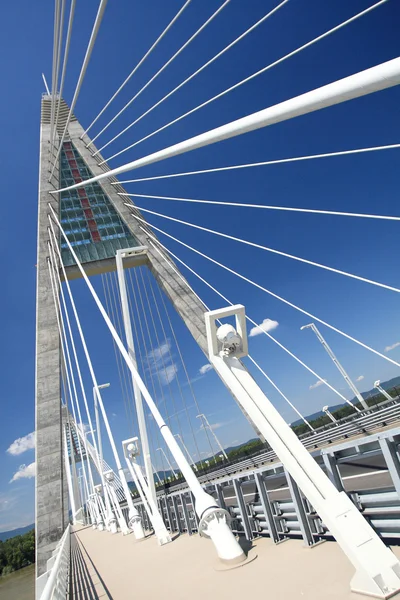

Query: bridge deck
[71,525,400,599]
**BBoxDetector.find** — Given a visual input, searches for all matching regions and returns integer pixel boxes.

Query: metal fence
[163,398,400,488]
[36,524,71,600]
[132,425,400,547]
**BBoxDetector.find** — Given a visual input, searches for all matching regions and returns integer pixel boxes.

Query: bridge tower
[35,95,258,574]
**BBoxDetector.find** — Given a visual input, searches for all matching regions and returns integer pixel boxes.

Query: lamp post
[157,447,178,479]
[85,429,117,533]
[123,438,172,545]
[151,462,162,484]
[323,405,337,423]
[196,413,228,461]
[374,380,392,402]
[174,434,198,471]
[300,323,365,411]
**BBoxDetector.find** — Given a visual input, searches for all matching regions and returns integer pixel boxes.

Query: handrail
[38,524,71,600]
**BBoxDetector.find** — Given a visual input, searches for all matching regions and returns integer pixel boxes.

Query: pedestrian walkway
[72,524,400,599]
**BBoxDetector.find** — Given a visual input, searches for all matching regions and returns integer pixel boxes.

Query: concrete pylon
[35,95,263,574]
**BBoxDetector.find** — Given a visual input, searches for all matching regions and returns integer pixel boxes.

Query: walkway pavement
[71,525,400,599]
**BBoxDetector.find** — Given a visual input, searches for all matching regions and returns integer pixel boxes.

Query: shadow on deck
[70,527,113,599]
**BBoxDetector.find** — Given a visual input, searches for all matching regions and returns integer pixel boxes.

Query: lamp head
[122,437,140,460]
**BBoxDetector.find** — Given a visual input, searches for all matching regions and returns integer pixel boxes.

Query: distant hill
[224,439,258,455]
[291,376,400,426]
[0,524,34,542]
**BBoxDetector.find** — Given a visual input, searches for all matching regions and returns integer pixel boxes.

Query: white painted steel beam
[116,247,157,505]
[205,305,400,598]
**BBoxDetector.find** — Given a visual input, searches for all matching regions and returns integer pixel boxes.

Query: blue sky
[0,0,400,530]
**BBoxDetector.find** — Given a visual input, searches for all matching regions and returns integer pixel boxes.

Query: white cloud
[7,432,35,456]
[146,340,179,386]
[249,318,279,337]
[146,341,170,362]
[160,364,178,385]
[355,375,364,382]
[385,342,400,353]
[10,462,36,483]
[309,379,326,390]
[199,364,212,375]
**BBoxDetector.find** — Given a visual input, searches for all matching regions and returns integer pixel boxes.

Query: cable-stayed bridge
[34,1,400,598]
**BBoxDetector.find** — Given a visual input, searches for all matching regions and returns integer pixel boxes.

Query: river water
[0,564,35,599]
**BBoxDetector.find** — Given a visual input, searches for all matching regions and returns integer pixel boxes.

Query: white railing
[36,524,71,600]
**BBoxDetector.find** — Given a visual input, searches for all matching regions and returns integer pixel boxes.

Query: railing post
[322,451,344,492]
[254,472,281,543]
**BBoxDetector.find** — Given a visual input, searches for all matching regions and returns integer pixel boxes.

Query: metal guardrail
[133,425,400,548]
[36,524,71,600]
[162,399,400,489]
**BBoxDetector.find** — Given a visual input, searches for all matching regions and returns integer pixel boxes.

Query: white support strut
[116,248,157,505]
[205,305,400,598]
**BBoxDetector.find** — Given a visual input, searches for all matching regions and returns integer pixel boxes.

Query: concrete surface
[72,525,400,600]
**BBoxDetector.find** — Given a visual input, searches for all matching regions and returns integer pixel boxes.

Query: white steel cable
[113,143,400,184]
[54,56,400,193]
[92,0,288,155]
[133,205,400,295]
[145,268,199,454]
[48,220,139,520]
[51,0,66,153]
[50,206,215,502]
[104,272,136,434]
[83,0,192,140]
[139,227,357,409]
[91,0,231,151]
[152,273,213,461]
[131,215,400,370]
[50,0,61,159]
[47,253,94,501]
[100,0,388,164]
[48,235,102,468]
[148,238,339,423]
[248,356,316,429]
[42,73,51,95]
[54,0,77,143]
[49,0,108,180]
[121,193,400,222]
[127,269,168,479]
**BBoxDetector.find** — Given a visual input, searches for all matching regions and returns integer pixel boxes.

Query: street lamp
[300,323,365,411]
[196,413,228,461]
[174,434,198,471]
[374,380,392,402]
[323,405,337,424]
[157,447,178,479]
